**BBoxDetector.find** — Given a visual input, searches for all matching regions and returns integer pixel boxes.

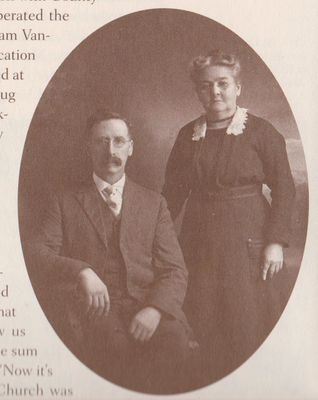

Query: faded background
[19,9,307,317]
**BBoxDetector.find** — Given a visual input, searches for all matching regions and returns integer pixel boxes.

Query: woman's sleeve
[260,121,296,246]
[162,125,193,220]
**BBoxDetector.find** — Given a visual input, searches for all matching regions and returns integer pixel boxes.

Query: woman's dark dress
[163,112,295,382]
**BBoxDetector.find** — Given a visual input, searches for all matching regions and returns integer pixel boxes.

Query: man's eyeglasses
[93,137,132,149]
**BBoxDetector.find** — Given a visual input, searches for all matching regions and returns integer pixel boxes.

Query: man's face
[88,118,133,180]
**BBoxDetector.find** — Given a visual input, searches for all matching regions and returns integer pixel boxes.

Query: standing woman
[163,50,295,383]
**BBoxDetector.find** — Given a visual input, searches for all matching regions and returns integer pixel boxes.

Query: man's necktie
[102,186,121,216]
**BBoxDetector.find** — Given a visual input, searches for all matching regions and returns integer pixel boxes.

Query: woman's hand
[261,243,284,281]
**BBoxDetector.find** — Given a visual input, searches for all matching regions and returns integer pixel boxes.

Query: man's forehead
[92,118,129,136]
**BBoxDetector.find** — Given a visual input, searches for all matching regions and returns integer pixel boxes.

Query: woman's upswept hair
[190,49,241,82]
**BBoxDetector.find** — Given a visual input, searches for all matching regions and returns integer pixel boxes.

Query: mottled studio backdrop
[19,9,307,289]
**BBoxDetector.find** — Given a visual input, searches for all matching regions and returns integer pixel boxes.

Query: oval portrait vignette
[18,8,308,394]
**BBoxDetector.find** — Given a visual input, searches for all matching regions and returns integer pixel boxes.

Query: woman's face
[194,65,241,118]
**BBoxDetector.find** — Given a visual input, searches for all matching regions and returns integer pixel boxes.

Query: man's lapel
[74,183,108,249]
[120,177,142,245]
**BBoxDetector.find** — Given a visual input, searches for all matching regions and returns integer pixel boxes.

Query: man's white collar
[93,172,126,194]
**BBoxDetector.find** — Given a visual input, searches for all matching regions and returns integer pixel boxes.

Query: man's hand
[261,243,284,281]
[76,268,110,318]
[129,307,162,342]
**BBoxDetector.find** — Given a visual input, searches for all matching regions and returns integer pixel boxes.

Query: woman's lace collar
[192,106,248,141]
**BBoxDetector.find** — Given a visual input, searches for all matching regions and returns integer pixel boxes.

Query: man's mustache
[105,156,122,166]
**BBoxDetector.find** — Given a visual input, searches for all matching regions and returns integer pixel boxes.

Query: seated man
[26,110,190,394]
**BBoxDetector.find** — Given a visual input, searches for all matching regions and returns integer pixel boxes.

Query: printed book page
[0,1,317,399]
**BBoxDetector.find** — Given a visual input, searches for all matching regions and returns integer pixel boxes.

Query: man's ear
[128,140,134,157]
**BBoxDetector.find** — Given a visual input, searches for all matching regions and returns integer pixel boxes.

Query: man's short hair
[85,109,132,141]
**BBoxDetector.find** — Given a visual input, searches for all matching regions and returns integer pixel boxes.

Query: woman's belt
[194,184,263,201]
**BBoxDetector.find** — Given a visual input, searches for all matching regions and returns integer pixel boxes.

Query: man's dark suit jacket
[27,177,188,321]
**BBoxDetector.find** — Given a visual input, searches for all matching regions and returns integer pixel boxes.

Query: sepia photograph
[17,8,308,395]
